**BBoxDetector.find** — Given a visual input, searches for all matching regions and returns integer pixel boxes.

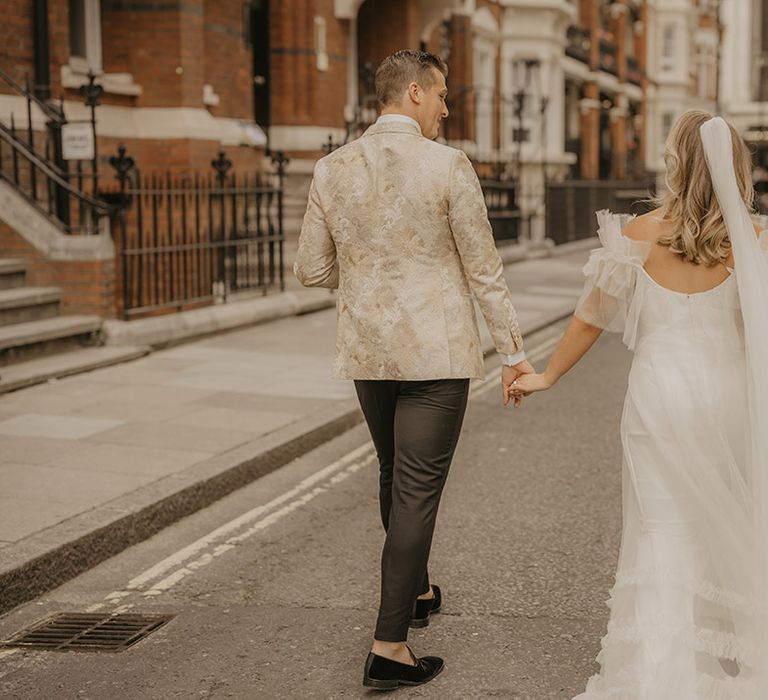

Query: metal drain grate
[1,612,174,652]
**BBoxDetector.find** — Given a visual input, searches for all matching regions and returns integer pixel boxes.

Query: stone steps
[0,258,27,290]
[0,257,109,373]
[0,286,61,325]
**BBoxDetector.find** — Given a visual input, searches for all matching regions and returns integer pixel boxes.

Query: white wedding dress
[572,209,768,699]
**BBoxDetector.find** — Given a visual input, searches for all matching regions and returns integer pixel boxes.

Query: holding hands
[501,360,544,408]
[506,372,554,405]
[501,314,605,407]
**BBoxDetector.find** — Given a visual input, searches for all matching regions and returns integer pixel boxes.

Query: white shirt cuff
[500,350,526,366]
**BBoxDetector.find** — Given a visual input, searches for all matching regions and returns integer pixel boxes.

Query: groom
[294,49,532,689]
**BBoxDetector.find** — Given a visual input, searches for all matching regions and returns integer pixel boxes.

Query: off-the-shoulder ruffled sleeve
[575,210,652,348]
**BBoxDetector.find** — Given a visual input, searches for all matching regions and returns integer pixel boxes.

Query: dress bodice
[632,267,744,363]
[575,210,751,363]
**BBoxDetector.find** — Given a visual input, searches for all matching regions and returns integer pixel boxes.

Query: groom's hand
[502,360,535,407]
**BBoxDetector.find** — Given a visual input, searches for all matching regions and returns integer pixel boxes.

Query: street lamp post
[79,71,103,195]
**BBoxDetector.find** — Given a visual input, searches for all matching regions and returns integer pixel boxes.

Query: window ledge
[61,64,143,97]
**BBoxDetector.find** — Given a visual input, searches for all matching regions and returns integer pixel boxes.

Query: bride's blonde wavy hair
[654,110,755,266]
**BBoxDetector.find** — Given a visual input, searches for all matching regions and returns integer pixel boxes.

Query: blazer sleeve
[293,166,339,290]
[447,150,524,356]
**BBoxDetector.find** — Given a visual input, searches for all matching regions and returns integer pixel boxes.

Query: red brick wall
[48,0,69,98]
[444,13,473,143]
[0,220,117,319]
[315,0,351,127]
[357,0,421,77]
[203,0,252,120]
[0,0,34,91]
[270,1,312,124]
[269,0,349,128]
[99,2,187,107]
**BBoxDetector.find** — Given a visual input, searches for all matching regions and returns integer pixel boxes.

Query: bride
[510,111,768,698]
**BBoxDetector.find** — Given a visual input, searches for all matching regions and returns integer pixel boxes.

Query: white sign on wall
[61,122,95,161]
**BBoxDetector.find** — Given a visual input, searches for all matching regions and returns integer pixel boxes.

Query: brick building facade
[0,1,723,327]
[1,0,265,176]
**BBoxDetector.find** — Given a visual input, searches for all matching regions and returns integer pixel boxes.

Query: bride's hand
[507,372,553,400]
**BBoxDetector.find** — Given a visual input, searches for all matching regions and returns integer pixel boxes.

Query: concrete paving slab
[87,422,255,454]
[164,406,299,435]
[197,391,328,415]
[47,443,214,478]
[0,495,88,543]
[96,383,217,406]
[0,435,91,464]
[0,413,125,440]
[0,388,111,414]
[69,397,203,423]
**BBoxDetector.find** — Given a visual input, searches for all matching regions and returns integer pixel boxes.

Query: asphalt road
[0,324,632,699]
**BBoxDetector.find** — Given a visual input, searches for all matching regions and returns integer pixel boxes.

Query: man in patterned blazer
[294,49,532,689]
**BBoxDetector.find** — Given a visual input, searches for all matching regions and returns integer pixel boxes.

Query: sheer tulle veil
[700,116,768,688]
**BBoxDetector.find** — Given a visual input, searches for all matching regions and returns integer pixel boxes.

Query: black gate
[108,147,287,320]
[545,179,656,245]
[480,179,522,243]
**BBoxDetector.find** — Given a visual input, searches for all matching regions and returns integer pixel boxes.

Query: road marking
[89,329,565,610]
[143,462,374,596]
[131,442,372,590]
[89,445,377,610]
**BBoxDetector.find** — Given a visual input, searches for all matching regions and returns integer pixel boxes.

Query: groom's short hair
[375,50,448,107]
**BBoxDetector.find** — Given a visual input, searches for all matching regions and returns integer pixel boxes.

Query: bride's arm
[541,316,603,386]
[508,316,602,397]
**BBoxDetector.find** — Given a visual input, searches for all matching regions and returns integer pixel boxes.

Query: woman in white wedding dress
[511,111,768,698]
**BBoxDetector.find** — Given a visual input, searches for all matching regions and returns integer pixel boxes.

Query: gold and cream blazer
[294,120,523,380]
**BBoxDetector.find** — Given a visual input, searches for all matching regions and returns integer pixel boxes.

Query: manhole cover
[1,612,174,652]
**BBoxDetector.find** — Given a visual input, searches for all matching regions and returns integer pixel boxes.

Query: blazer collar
[363,121,423,138]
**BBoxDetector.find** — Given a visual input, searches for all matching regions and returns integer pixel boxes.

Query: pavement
[0,241,596,616]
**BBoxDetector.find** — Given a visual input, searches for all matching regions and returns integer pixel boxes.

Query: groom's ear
[407,81,422,105]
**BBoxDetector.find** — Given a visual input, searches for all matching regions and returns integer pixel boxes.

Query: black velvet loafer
[409,584,442,628]
[363,647,444,690]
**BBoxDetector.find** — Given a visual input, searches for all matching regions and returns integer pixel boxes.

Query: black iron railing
[566,25,591,63]
[0,67,107,234]
[546,179,656,244]
[0,121,111,234]
[481,179,521,243]
[107,146,288,319]
[627,55,643,86]
[0,67,65,137]
[599,38,619,76]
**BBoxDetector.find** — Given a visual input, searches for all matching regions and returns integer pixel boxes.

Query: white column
[544,52,565,164]
[345,18,358,124]
[720,0,752,107]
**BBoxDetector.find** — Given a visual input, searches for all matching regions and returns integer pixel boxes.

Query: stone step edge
[0,287,60,311]
[0,316,102,351]
[0,345,150,395]
[0,259,27,274]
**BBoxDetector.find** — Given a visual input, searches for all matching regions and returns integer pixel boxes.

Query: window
[474,50,494,154]
[661,24,675,71]
[68,0,102,73]
[698,57,707,99]
[69,0,86,58]
[662,112,674,143]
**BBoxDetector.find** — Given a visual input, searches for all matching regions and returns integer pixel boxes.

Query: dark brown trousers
[354,378,470,642]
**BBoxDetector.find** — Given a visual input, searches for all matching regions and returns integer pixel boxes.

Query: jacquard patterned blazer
[294,120,524,380]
